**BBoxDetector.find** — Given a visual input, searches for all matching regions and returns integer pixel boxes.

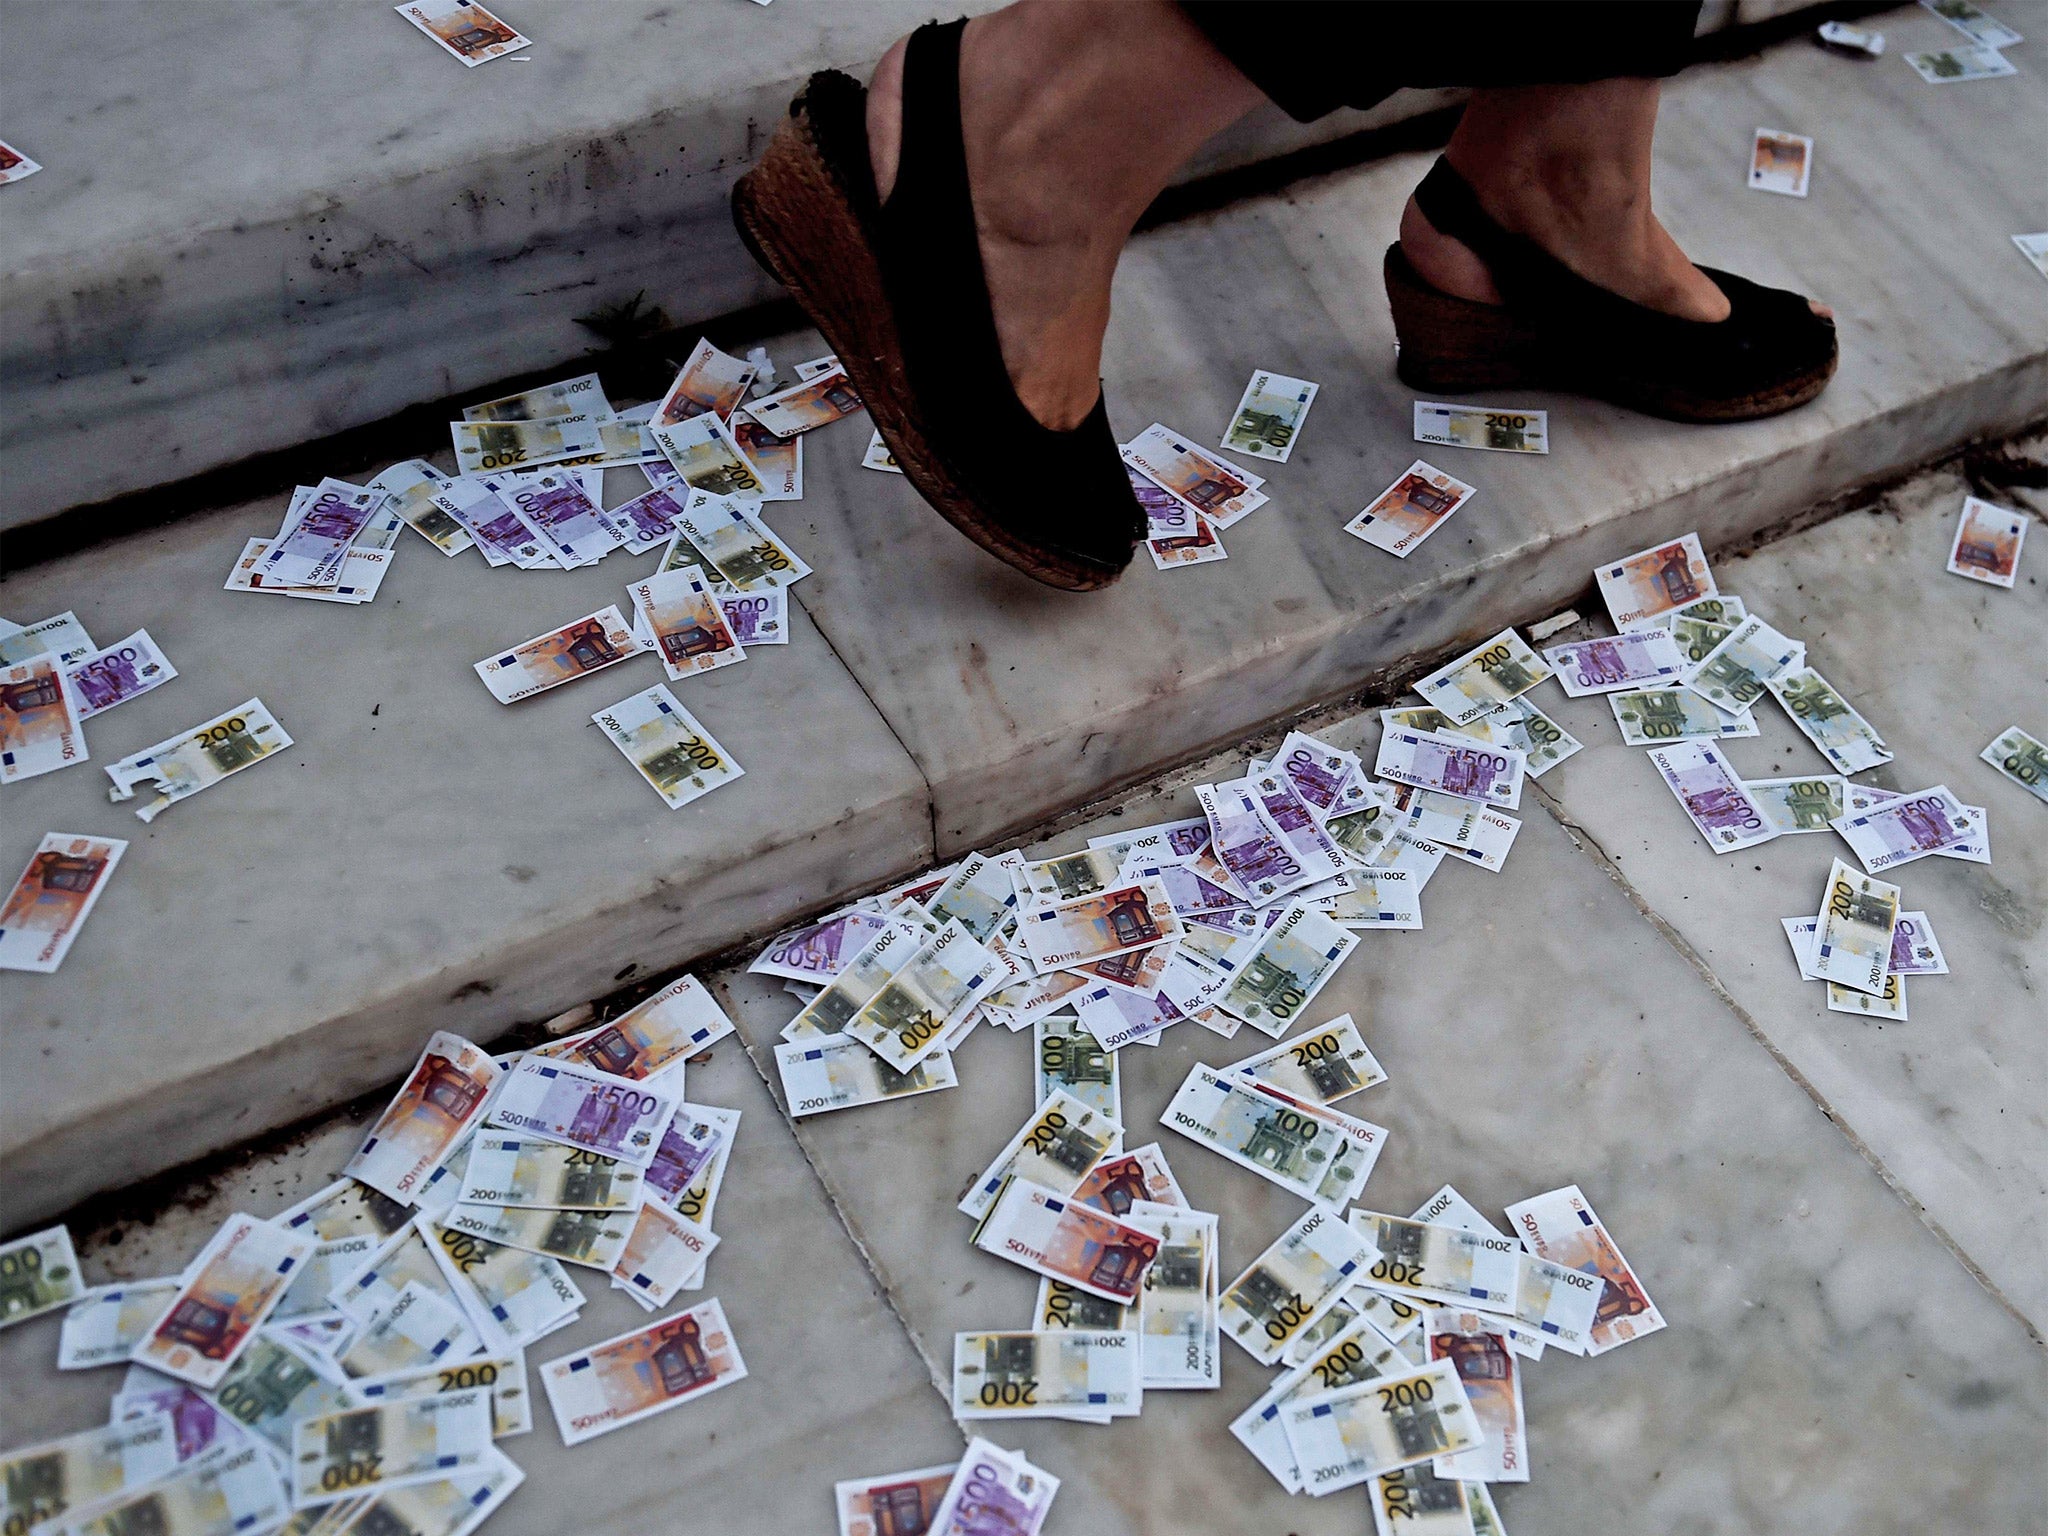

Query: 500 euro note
[1646,740,1777,852]
[1375,727,1524,809]
[486,1056,682,1168]
[345,1032,501,1203]
[1830,786,1980,872]
[927,1441,1061,1536]
[64,629,178,718]
[539,1298,747,1445]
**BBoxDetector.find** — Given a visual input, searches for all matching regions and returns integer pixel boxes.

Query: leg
[866,0,1266,429]
[1401,81,1830,323]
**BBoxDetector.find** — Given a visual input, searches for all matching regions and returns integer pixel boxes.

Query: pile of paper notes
[0,975,746,1534]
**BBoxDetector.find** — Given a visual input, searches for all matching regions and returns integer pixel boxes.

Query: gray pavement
[7,461,2042,1535]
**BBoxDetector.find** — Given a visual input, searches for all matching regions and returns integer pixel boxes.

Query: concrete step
[4,16,2043,1226]
[7,456,2043,1535]
[0,0,1835,533]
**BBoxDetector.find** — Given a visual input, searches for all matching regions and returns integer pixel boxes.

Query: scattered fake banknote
[958,1089,1122,1221]
[1610,686,1759,745]
[1980,725,2048,804]
[1413,628,1553,724]
[346,1032,502,1203]
[1375,726,1524,809]
[1764,666,1893,772]
[654,338,758,426]
[1683,614,1803,714]
[1224,369,1318,462]
[1,1225,86,1328]
[744,365,864,437]
[928,1440,1061,1536]
[1412,402,1548,455]
[1748,128,1812,197]
[628,565,746,680]
[951,1329,1142,1421]
[971,1177,1161,1303]
[457,1136,643,1210]
[776,1032,958,1117]
[1346,461,1476,556]
[1904,42,2017,81]
[845,921,1003,1072]
[1230,1012,1385,1104]
[1646,740,1777,851]
[441,1204,636,1273]
[486,1054,681,1168]
[465,373,608,423]
[0,653,87,784]
[64,1441,291,1536]
[1219,1205,1376,1366]
[1281,1359,1483,1495]
[1543,630,1685,697]
[1123,423,1267,527]
[63,629,178,718]
[539,1299,747,1445]
[102,697,293,821]
[475,606,645,703]
[1016,878,1182,971]
[836,1463,960,1536]
[0,832,126,974]
[593,684,744,809]
[1035,1013,1123,1123]
[397,0,532,67]
[672,492,813,590]
[0,1410,182,1534]
[1345,1212,1521,1312]
[1426,1309,1529,1482]
[133,1212,314,1388]
[57,1279,180,1368]
[1211,903,1359,1034]
[547,972,734,1080]
[1746,775,1847,834]
[290,1391,494,1506]
[1504,1184,1665,1356]
[1830,786,1980,872]
[1596,532,1717,631]
[651,414,770,503]
[1946,495,2027,587]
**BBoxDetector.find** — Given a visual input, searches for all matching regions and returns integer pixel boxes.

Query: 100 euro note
[1211,903,1358,1034]
[1981,725,2048,804]
[593,684,744,810]
[539,1298,747,1446]
[345,1032,502,1204]
[1764,666,1893,772]
[1610,686,1758,745]
[1162,1063,1387,1208]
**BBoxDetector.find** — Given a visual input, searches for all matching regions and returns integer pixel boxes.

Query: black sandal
[731,19,1143,591]
[1385,157,1837,422]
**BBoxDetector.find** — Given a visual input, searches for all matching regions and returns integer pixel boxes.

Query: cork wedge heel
[1386,157,1837,424]
[731,23,1143,592]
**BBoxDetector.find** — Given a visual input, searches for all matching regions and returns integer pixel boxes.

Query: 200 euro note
[0,1410,182,1535]
[1127,1205,1219,1388]
[0,652,87,783]
[652,413,770,501]
[1231,1013,1385,1104]
[1162,1063,1386,1208]
[334,1280,481,1380]
[1413,629,1553,724]
[1595,532,1717,630]
[1232,1318,1415,1491]
[783,920,922,1039]
[592,684,744,810]
[440,1204,634,1273]
[538,1299,746,1445]
[456,1136,643,1210]
[64,1442,289,1536]
[355,1353,532,1440]
[845,920,1003,1072]
[103,698,292,822]
[474,607,644,703]
[1281,1360,1483,1496]
[958,1089,1121,1221]
[1210,903,1358,1034]
[450,412,639,476]
[924,850,1025,942]
[0,832,126,974]
[1370,1464,1480,1536]
[133,1213,314,1388]
[291,1392,494,1507]
[1646,740,1778,851]
[673,491,813,589]
[486,1055,681,1168]
[951,1329,1142,1420]
[1345,1213,1521,1312]
[1413,402,1548,455]
[1219,1206,1376,1366]
[345,1033,501,1203]
[58,1278,180,1368]
[1811,856,1900,995]
[776,1033,958,1117]
[1503,1184,1665,1355]
[424,1220,584,1349]
[971,1178,1160,1303]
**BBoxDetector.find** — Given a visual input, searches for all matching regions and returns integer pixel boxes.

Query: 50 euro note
[653,338,757,426]
[1345,460,1475,556]
[1503,1184,1664,1355]
[1071,1142,1187,1214]
[537,974,732,1083]
[486,1054,681,1167]
[744,363,863,436]
[291,1391,494,1507]
[836,1464,961,1536]
[133,1213,314,1388]
[1162,1063,1387,1209]
[1015,878,1182,971]
[776,1032,958,1117]
[1595,531,1717,631]
[345,1033,501,1204]
[959,1090,1121,1222]
[0,832,127,974]
[951,1329,1142,1421]
[611,1199,719,1311]
[0,652,88,783]
[474,607,645,703]
[1219,1205,1377,1366]
[539,1298,746,1446]
[0,1410,183,1535]
[1425,1310,1528,1483]
[970,1178,1161,1304]
[628,564,746,681]
[1123,423,1267,527]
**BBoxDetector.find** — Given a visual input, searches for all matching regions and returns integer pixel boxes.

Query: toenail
[1810,300,1833,320]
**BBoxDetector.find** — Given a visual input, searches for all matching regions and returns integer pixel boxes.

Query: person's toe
[1809,299,1833,321]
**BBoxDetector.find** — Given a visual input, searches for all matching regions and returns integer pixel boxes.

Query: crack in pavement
[1527,777,2045,1350]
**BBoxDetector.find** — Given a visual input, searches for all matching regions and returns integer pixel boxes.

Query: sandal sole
[731,101,1124,593]
[1384,245,1837,424]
